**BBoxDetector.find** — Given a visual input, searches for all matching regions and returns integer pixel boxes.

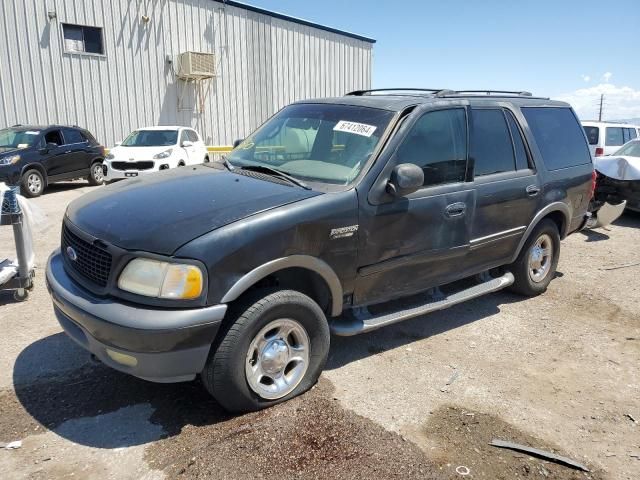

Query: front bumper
[103,161,164,181]
[45,250,227,382]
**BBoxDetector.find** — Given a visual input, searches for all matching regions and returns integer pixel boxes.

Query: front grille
[62,225,112,287]
[111,161,154,171]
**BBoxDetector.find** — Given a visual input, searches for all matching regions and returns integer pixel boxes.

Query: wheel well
[21,164,48,186]
[544,210,566,237]
[232,267,333,315]
[91,158,103,165]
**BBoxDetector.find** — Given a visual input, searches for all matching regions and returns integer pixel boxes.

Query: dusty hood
[65,165,320,255]
[595,156,640,181]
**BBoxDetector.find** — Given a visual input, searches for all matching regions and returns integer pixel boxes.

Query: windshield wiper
[238,165,311,190]
[219,155,235,171]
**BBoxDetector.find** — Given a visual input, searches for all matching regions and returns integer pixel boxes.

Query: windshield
[121,129,178,147]
[226,104,395,185]
[613,140,640,157]
[0,128,40,149]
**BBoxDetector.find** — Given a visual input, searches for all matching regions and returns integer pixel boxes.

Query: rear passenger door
[468,106,540,268]
[62,128,91,173]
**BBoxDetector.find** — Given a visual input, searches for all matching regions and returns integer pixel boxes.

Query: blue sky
[242,0,640,120]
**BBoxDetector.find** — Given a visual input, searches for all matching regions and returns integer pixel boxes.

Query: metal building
[0,0,374,147]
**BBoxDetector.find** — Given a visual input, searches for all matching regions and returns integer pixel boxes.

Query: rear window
[605,127,624,146]
[583,126,599,145]
[63,129,86,144]
[522,107,591,170]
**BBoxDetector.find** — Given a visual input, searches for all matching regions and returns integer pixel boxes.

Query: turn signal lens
[161,264,203,299]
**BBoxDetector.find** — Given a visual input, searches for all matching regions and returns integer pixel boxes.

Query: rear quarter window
[521,107,591,170]
[583,126,599,145]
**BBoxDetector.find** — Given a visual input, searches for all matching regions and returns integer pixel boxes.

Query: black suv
[0,125,105,197]
[46,89,594,412]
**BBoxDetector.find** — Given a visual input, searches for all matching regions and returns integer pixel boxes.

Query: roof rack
[346,88,446,96]
[448,90,533,97]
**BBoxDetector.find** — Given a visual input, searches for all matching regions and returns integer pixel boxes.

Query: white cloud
[556,83,640,120]
[602,72,613,83]
[581,74,591,82]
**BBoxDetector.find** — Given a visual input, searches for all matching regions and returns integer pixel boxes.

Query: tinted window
[521,108,591,170]
[44,130,63,146]
[396,108,467,187]
[505,110,530,170]
[187,130,199,142]
[605,127,624,146]
[471,109,515,176]
[63,129,85,144]
[630,129,638,140]
[623,128,637,143]
[180,130,189,144]
[583,126,599,145]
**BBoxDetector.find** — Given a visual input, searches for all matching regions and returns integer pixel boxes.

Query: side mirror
[233,138,244,149]
[181,140,193,147]
[386,163,424,197]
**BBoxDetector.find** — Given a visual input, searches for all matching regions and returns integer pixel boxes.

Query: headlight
[0,154,20,165]
[153,148,173,159]
[105,153,115,160]
[118,258,203,300]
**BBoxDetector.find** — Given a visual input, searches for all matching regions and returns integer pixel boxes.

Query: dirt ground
[0,182,638,479]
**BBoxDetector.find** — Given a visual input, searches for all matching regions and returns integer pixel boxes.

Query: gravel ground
[0,182,638,479]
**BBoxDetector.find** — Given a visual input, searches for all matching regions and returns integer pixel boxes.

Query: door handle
[445,202,466,217]
[64,150,72,154]
[526,185,541,196]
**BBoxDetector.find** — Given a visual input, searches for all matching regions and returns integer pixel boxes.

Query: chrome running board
[330,272,514,336]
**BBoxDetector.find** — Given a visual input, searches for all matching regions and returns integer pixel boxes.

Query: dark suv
[0,125,105,197]
[45,89,594,412]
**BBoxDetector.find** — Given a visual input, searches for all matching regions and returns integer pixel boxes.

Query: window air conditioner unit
[178,51,216,78]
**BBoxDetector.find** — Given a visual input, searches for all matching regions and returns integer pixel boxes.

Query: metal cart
[1,185,35,301]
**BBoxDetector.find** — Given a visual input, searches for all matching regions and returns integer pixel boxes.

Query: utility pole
[598,94,604,121]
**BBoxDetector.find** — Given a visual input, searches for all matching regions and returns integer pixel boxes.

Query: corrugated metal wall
[0,0,373,147]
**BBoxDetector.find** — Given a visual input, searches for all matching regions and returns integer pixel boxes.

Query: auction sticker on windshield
[333,120,377,137]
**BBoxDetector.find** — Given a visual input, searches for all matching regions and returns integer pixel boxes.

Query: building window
[62,23,104,55]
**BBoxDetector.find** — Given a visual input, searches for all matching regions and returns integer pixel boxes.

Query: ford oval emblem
[66,246,78,261]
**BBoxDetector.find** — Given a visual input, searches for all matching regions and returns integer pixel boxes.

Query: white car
[103,126,208,181]
[582,121,639,157]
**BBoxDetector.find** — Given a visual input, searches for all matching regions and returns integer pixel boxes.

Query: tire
[178,161,185,167]
[13,289,28,302]
[202,289,330,413]
[87,161,105,186]
[508,219,560,296]
[21,169,45,198]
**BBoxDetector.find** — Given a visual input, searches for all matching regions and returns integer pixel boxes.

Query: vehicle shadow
[326,289,527,370]
[613,209,640,228]
[12,288,531,449]
[578,229,610,242]
[44,182,97,194]
[12,333,230,449]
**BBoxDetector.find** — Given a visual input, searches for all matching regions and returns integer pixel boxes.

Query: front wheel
[201,289,330,412]
[88,162,105,186]
[508,219,560,296]
[21,169,45,198]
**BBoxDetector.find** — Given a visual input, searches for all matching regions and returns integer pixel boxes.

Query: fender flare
[510,202,571,262]
[220,255,344,317]
[21,163,48,186]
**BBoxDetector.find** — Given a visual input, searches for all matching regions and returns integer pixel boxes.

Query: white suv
[103,126,208,182]
[582,121,639,157]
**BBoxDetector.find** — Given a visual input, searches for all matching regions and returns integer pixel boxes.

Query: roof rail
[11,124,22,127]
[346,88,446,96]
[451,90,533,97]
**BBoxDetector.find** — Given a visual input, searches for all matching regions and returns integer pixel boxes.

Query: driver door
[355,106,477,306]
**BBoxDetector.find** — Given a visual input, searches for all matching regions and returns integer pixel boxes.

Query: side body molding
[220,255,344,317]
[510,202,571,263]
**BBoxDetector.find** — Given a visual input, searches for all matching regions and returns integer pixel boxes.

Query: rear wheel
[21,169,44,198]
[201,289,330,412]
[204,155,210,163]
[508,219,560,296]
[87,162,104,186]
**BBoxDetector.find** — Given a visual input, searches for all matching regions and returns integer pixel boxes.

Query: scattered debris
[4,440,22,450]
[625,413,637,424]
[440,370,460,392]
[455,465,470,476]
[600,261,640,271]
[489,439,590,472]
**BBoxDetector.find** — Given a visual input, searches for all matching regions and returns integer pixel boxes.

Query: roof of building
[213,0,376,44]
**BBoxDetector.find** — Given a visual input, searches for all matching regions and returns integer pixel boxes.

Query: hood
[109,145,175,160]
[595,155,640,181]
[0,146,20,154]
[66,165,320,255]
